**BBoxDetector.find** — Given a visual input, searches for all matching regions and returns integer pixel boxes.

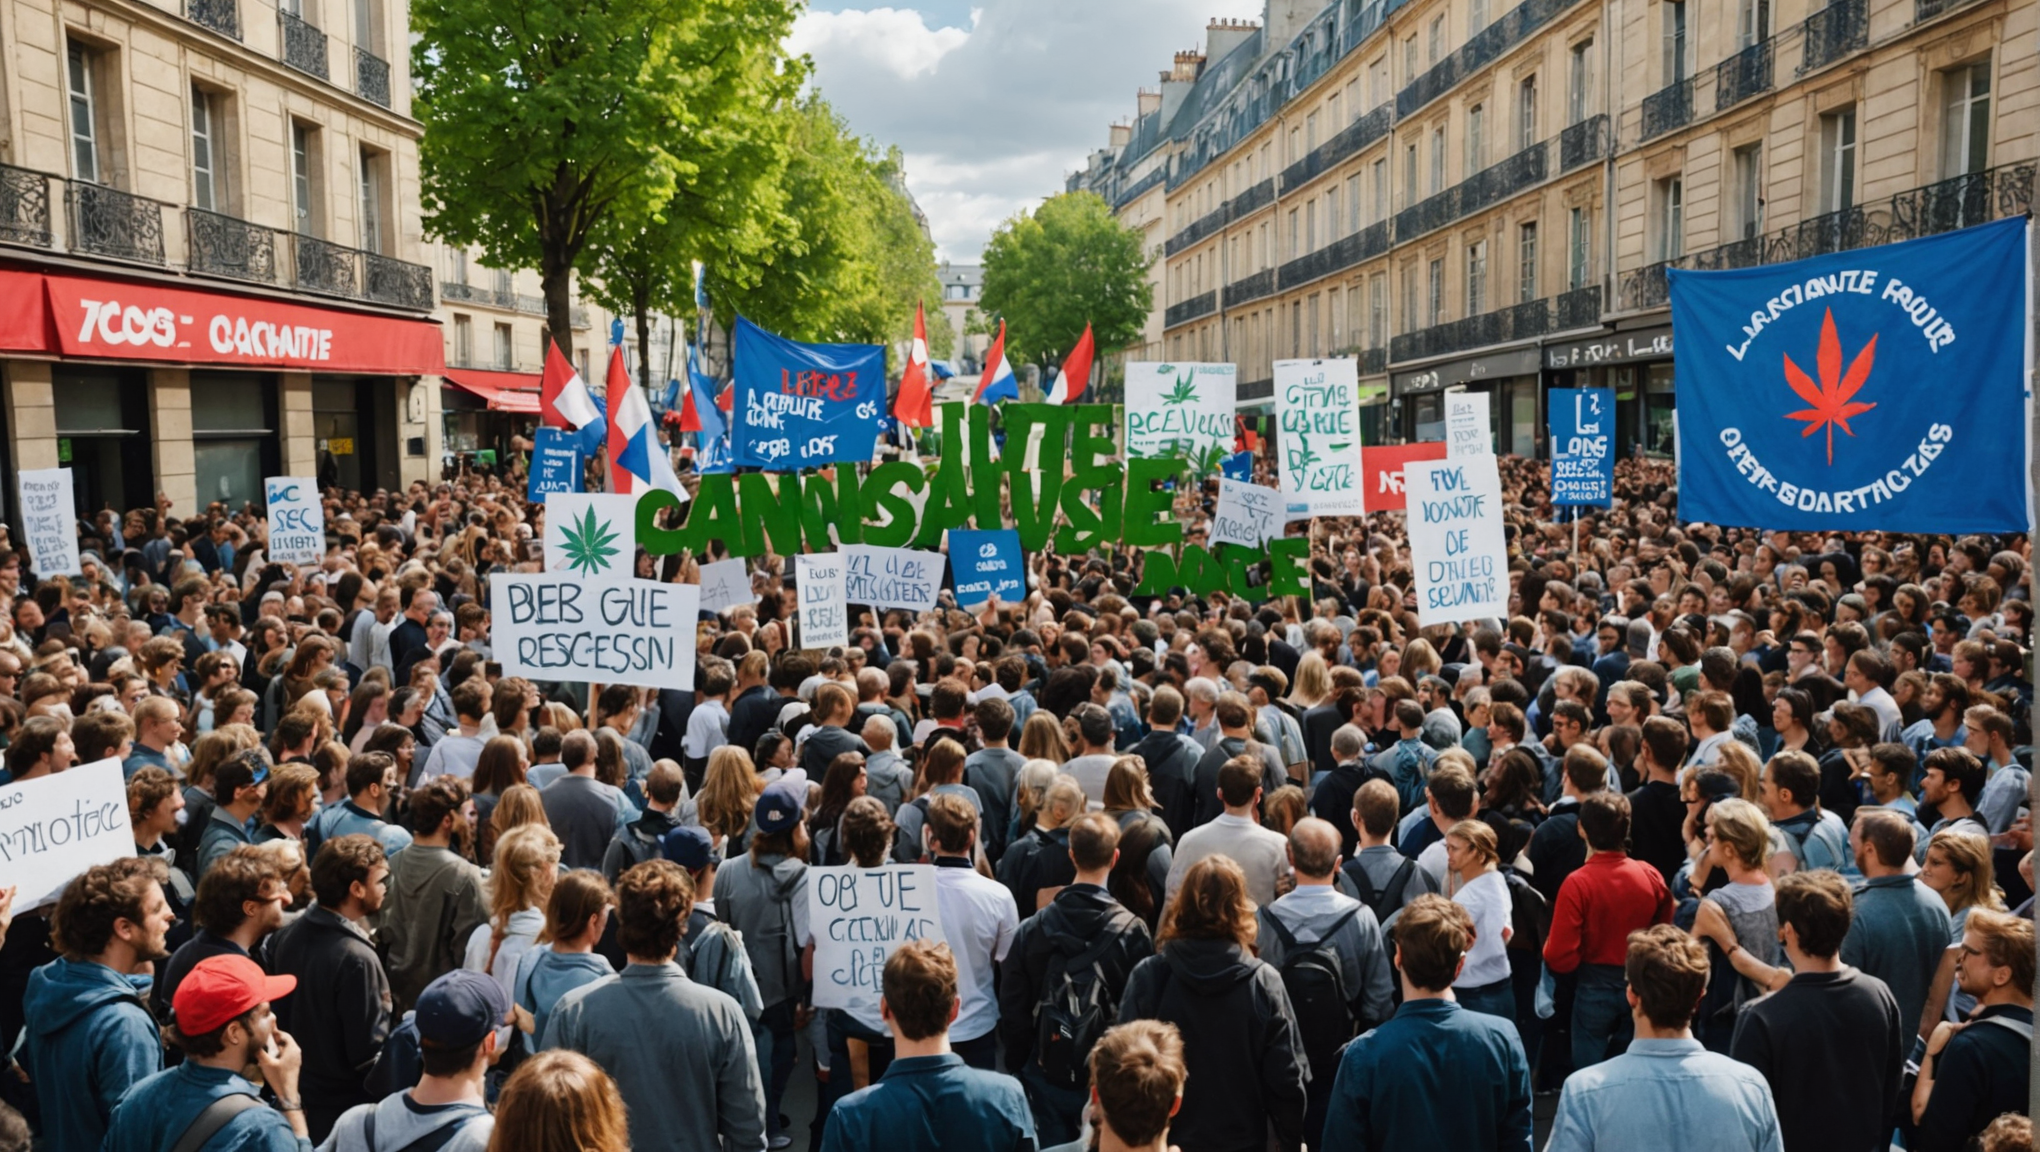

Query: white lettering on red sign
[72,296,332,362]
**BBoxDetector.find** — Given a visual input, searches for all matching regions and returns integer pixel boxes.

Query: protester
[319,970,505,1152]
[485,1050,628,1152]
[1542,791,1673,1067]
[1912,909,2034,1152]
[156,847,289,1025]
[382,778,488,1014]
[711,772,811,1148]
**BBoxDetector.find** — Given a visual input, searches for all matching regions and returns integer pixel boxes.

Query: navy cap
[754,770,809,835]
[661,825,720,871]
[414,969,511,1049]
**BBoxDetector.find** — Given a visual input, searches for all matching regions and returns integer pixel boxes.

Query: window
[1290,302,1302,356]
[1656,177,1684,260]
[1738,0,1769,47]
[1308,294,1321,357]
[1329,93,1343,127]
[1289,126,1303,163]
[1568,207,1591,289]
[1429,16,1445,64]
[450,248,467,284]
[1346,174,1361,232]
[1368,273,1388,347]
[1941,61,1990,178]
[358,148,386,254]
[1371,56,1390,105]
[1288,209,1300,259]
[68,43,100,183]
[1428,259,1444,324]
[1404,143,1419,204]
[1663,0,1688,83]
[496,267,513,298]
[1330,288,1343,349]
[1431,126,1446,193]
[1517,76,1537,150]
[453,315,473,364]
[1518,222,1538,302]
[355,0,378,55]
[1472,0,1490,29]
[1819,109,1857,212]
[1306,111,1319,151]
[1373,159,1388,222]
[1401,264,1418,332]
[493,323,513,370]
[1467,104,1485,172]
[1404,36,1418,79]
[191,86,219,211]
[1305,199,1317,251]
[1466,240,1487,315]
[1568,40,1593,124]
[1733,144,1764,238]
[290,122,316,235]
[1326,186,1342,238]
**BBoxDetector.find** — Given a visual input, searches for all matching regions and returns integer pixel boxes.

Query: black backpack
[1033,931,1123,1091]
[1263,907,1362,1075]
[1342,858,1416,924]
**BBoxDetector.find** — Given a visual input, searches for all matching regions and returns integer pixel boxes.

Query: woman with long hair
[1102,755,1174,929]
[511,870,615,1047]
[1770,686,1819,757]
[1480,747,1548,826]
[472,735,531,857]
[1444,820,1516,1023]
[1017,711,1070,764]
[1920,829,2004,1024]
[698,745,760,853]
[487,1051,631,1152]
[343,680,388,753]
[1007,759,1059,849]
[361,721,418,791]
[465,823,562,996]
[279,635,336,714]
[1818,701,1880,824]
[810,752,868,867]
[1117,856,1306,1152]
[1688,798,1780,1050]
[1285,652,1331,712]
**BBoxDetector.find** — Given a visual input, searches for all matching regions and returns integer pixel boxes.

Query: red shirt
[1542,850,1675,972]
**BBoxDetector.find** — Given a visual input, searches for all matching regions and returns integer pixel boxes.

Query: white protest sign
[1275,358,1364,518]
[796,552,849,649]
[543,494,637,578]
[15,468,80,577]
[1124,362,1237,460]
[1406,454,1508,627]
[843,545,943,612]
[0,758,133,908]
[807,864,945,1013]
[492,572,699,690]
[696,558,753,614]
[1210,478,1280,548]
[262,477,326,566]
[1445,393,1493,457]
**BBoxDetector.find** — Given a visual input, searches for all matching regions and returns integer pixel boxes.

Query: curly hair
[50,856,167,959]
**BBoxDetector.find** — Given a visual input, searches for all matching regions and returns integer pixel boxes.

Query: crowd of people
[0,445,2032,1152]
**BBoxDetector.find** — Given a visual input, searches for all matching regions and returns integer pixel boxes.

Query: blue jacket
[102,1062,310,1152]
[820,1054,1035,1152]
[20,957,163,1152]
[302,798,413,862]
[1839,874,1951,1033]
[196,806,256,880]
[1323,998,1533,1152]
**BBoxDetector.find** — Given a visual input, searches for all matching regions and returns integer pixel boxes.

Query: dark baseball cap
[754,770,809,835]
[660,825,721,871]
[415,970,511,1049]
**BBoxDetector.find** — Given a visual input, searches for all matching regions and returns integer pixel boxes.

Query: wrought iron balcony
[293,233,358,296]
[1227,178,1275,220]
[355,47,390,107]
[1164,290,1217,328]
[441,280,501,306]
[1555,284,1603,330]
[1396,0,1577,119]
[1359,347,1388,375]
[279,10,328,80]
[186,208,277,282]
[1223,267,1276,309]
[183,0,239,38]
[1276,220,1392,292]
[1165,204,1229,257]
[67,183,165,264]
[1616,163,2034,311]
[1641,78,1695,141]
[513,293,549,316]
[0,164,52,247]
[1559,114,1609,173]
[1280,102,1395,194]
[1236,377,1275,404]
[1391,294,1554,364]
[1715,40,1773,111]
[1799,0,1867,73]
[1395,141,1548,245]
[366,252,435,310]
[1917,0,1984,20]
[1112,169,1165,212]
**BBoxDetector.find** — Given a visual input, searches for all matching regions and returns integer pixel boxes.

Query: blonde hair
[1447,818,1500,869]
[1017,712,1071,764]
[699,746,759,844]
[488,824,562,968]
[1708,798,1772,870]
[1402,638,1442,680]
[1927,830,2005,916]
[1040,778,1089,831]
[1433,746,1478,778]
[1713,741,1763,803]
[1286,652,1331,710]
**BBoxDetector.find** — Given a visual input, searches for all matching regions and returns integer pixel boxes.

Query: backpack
[609,820,664,878]
[357,1101,491,1152]
[1033,930,1123,1091]
[1263,907,1363,1075]
[1342,858,1416,924]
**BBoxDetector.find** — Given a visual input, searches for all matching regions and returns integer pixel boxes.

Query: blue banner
[527,428,582,501]
[730,317,886,470]
[1549,388,1614,506]
[1220,450,1254,481]
[1670,217,2030,533]
[949,528,1025,608]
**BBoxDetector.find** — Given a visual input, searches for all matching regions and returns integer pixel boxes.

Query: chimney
[1170,50,1206,82]
[1109,122,1133,147]
[1136,87,1161,117]
[1261,0,1317,49]
[1205,17,1258,63]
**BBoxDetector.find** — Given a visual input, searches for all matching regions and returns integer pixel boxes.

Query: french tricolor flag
[972,319,1018,405]
[541,338,601,429]
[1048,322,1094,405]
[604,347,687,501]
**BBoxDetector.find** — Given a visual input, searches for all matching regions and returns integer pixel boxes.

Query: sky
[790,1,1267,263]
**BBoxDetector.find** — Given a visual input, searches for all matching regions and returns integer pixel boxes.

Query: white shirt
[683,699,729,760]
[932,861,1018,1043]
[1856,686,1903,742]
[418,732,486,785]
[1452,869,1514,988]
[1060,753,1117,810]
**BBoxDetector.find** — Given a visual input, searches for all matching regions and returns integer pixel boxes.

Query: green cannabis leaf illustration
[1162,373,1199,405]
[558,507,621,577]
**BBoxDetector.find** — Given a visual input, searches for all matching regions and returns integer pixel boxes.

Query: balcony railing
[1276,219,1392,292]
[187,208,277,282]
[1360,347,1388,375]
[1164,290,1217,328]
[279,10,328,80]
[1395,141,1548,244]
[1165,204,1229,256]
[1715,40,1774,111]
[1641,77,1696,141]
[1559,115,1609,173]
[1396,0,1577,119]
[294,233,358,296]
[183,0,239,38]
[68,183,165,264]
[355,48,391,107]
[1916,0,1985,20]
[1391,293,1556,363]
[1223,267,1276,309]
[0,164,52,247]
[366,252,434,310]
[442,280,499,305]
[1555,284,1604,330]
[1228,178,1275,220]
[1616,163,2035,311]
[1280,102,1396,194]
[1799,0,1867,73]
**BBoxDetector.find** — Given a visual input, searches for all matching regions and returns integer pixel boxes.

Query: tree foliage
[978,191,1153,368]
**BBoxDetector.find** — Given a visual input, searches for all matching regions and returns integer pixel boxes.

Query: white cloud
[794,0,1265,261]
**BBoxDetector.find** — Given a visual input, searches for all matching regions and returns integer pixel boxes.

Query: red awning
[442,368,542,413]
[0,268,52,352]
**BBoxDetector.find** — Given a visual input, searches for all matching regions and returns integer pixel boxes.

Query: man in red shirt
[1543,791,1674,1069]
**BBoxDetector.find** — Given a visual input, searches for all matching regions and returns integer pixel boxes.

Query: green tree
[978,191,1153,369]
[413,0,797,365]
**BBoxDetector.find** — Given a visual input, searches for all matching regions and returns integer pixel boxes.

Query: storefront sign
[0,758,133,907]
[796,552,849,649]
[807,864,945,1013]
[527,428,583,501]
[1125,362,1236,459]
[542,494,635,578]
[1390,347,1544,395]
[843,545,943,612]
[1407,454,1508,626]
[1275,358,1363,517]
[264,477,325,566]
[491,572,700,690]
[1544,326,1674,369]
[41,274,444,374]
[17,468,80,576]
[1211,478,1280,547]
[1550,388,1615,506]
[1445,393,1493,457]
[695,558,753,614]
[1360,442,1449,513]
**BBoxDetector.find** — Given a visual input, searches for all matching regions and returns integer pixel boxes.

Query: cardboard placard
[492,573,700,690]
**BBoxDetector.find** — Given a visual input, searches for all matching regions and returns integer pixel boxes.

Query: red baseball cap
[174,955,297,1035]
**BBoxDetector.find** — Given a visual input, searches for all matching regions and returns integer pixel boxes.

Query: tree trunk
[634,279,654,397]
[542,256,575,371]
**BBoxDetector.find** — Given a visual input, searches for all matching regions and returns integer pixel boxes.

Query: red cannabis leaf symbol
[1783,308,1878,466]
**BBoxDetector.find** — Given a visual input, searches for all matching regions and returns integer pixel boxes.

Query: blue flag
[574,395,608,458]
[1549,388,1614,506]
[730,318,886,470]
[1220,450,1254,481]
[949,529,1025,608]
[1670,217,2030,533]
[527,428,583,500]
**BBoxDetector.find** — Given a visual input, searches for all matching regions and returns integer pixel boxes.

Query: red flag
[604,346,634,495]
[678,386,703,432]
[1049,323,1094,404]
[896,302,934,428]
[539,337,600,429]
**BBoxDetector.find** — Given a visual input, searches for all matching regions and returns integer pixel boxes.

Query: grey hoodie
[318,1091,493,1152]
[714,852,808,1008]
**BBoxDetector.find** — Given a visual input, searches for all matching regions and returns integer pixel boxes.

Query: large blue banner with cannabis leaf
[1669,216,2030,533]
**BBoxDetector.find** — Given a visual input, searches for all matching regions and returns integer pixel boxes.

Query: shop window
[1645,364,1677,456]
[54,368,152,515]
[1509,384,1535,456]
[1413,393,1445,442]
[192,373,278,509]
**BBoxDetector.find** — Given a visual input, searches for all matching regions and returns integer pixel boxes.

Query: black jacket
[1308,759,1384,860]
[725,685,783,762]
[1129,728,1202,842]
[997,885,1153,1070]
[1300,702,1349,782]
[997,826,1076,916]
[799,725,871,778]
[1525,796,1587,906]
[265,907,391,1114]
[1117,938,1308,1152]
